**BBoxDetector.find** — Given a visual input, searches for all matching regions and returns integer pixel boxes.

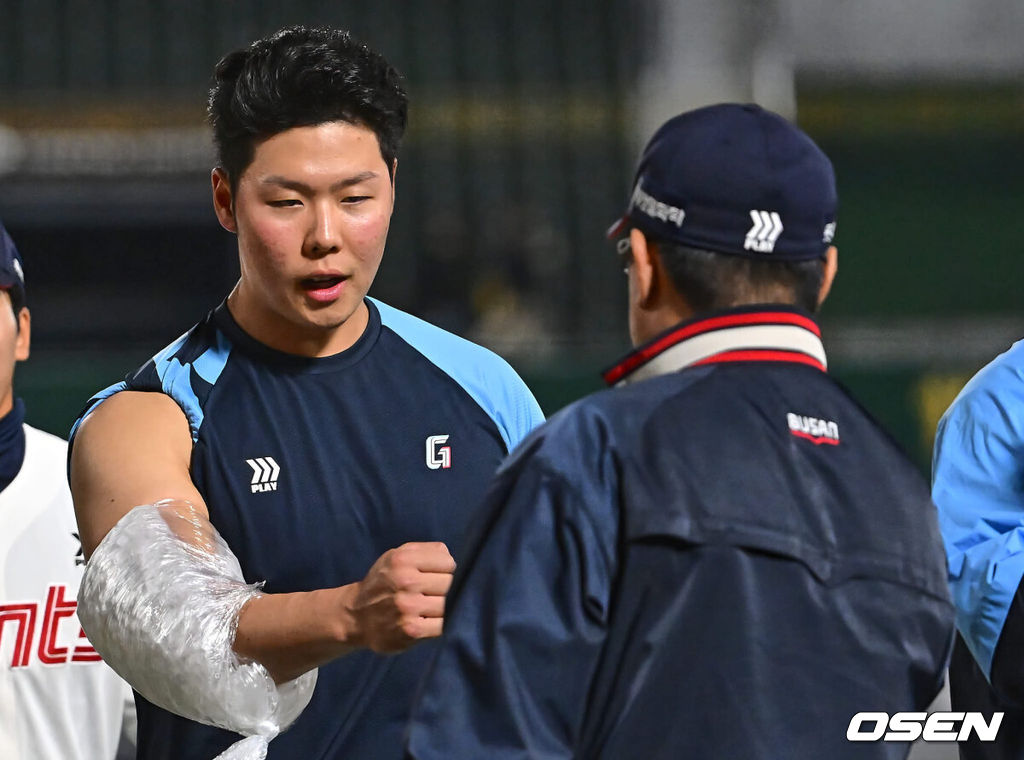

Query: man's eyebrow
[260,171,380,193]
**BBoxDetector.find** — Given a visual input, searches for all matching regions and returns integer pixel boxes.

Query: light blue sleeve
[932,343,1024,679]
[371,298,544,452]
[68,328,233,446]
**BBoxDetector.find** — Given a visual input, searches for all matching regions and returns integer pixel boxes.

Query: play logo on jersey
[787,412,840,445]
[0,584,100,668]
[246,456,281,493]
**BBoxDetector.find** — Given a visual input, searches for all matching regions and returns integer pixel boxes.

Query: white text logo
[426,435,452,470]
[787,412,840,446]
[744,210,784,252]
[823,221,837,243]
[630,181,685,228]
[847,712,1003,743]
[246,456,281,493]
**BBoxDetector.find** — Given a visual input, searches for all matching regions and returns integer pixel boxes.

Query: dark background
[1,0,1021,471]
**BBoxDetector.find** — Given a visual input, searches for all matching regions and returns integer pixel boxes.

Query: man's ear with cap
[630,228,694,315]
[211,168,237,234]
[629,227,656,308]
[14,307,29,362]
[627,228,696,346]
[817,246,838,308]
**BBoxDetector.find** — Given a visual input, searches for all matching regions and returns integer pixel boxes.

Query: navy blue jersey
[407,306,954,759]
[70,297,543,759]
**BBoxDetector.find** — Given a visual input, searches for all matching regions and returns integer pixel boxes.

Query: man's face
[0,291,30,416]
[217,121,395,347]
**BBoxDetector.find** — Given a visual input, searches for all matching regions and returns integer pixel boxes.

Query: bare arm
[71,391,204,555]
[70,391,454,684]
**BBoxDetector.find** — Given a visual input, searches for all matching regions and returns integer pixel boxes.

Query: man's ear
[818,246,838,307]
[211,168,237,234]
[14,306,30,362]
[629,227,657,308]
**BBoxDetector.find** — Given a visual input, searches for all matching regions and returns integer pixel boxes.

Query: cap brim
[606,216,629,240]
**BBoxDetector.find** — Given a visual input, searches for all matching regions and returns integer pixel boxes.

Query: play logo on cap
[609,103,837,261]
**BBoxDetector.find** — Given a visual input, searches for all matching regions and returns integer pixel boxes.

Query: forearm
[235,540,457,682]
[234,583,362,684]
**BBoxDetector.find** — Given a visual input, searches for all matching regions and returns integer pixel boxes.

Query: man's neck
[226,288,370,358]
[0,387,14,419]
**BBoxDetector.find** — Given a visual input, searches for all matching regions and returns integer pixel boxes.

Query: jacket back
[409,319,955,759]
[579,361,953,757]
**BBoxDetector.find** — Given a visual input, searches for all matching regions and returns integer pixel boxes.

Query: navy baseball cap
[608,103,837,260]
[0,220,26,310]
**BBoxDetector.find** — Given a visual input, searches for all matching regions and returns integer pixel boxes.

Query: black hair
[208,26,408,190]
[654,241,825,314]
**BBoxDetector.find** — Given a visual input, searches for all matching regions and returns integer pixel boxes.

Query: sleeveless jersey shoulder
[370,297,544,451]
[70,311,233,447]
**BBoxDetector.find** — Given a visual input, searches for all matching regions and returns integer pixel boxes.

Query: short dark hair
[654,241,825,313]
[208,26,408,190]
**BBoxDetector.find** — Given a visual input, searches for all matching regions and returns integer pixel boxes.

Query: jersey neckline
[603,304,827,387]
[212,298,382,374]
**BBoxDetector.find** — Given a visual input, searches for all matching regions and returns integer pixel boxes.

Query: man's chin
[300,296,364,330]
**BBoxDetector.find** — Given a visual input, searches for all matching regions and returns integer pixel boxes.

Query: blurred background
[1,0,1022,478]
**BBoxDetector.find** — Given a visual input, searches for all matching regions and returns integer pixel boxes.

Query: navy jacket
[407,305,954,759]
[71,298,544,759]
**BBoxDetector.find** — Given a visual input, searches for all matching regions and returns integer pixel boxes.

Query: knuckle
[394,590,418,613]
[391,545,415,567]
[400,617,422,639]
[392,569,417,591]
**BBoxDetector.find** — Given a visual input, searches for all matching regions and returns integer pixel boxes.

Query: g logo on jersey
[426,435,452,470]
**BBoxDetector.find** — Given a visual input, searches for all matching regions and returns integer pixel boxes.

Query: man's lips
[300,274,347,303]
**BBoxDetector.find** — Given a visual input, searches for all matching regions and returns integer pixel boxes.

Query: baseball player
[933,341,1024,758]
[68,26,543,760]
[0,221,134,759]
[406,104,955,759]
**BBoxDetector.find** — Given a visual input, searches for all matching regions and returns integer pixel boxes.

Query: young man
[406,104,954,759]
[0,222,134,759]
[69,27,542,760]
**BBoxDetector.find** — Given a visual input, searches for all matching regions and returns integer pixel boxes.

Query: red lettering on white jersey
[0,603,38,667]
[1,585,100,667]
[38,584,77,665]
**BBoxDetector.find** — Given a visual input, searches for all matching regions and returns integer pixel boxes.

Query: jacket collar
[603,305,827,387]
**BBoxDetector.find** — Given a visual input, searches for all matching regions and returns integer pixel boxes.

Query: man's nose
[307,203,342,256]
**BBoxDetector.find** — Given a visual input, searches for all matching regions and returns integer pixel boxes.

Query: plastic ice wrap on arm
[77,500,317,760]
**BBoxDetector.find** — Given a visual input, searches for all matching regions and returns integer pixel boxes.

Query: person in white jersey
[0,220,134,759]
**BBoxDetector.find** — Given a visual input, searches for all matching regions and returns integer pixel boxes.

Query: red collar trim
[603,310,824,386]
[692,349,826,371]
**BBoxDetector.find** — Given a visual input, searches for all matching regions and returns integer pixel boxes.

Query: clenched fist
[346,542,456,653]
